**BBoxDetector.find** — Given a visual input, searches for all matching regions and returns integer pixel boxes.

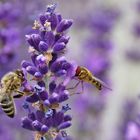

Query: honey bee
[0,69,25,118]
[75,66,111,91]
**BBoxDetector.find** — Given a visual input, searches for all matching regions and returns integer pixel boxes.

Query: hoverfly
[0,69,25,118]
[67,66,111,93]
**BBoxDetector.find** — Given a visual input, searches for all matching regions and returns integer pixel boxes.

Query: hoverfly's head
[75,66,81,77]
[15,69,25,82]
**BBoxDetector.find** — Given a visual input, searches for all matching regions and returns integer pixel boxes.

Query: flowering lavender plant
[19,4,76,140]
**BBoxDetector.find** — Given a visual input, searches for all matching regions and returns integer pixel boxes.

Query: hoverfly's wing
[93,76,112,91]
[0,94,16,118]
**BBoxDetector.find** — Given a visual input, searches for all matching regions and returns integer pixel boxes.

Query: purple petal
[39,14,47,25]
[57,35,70,44]
[45,31,55,46]
[21,60,32,68]
[38,90,48,101]
[26,66,38,75]
[21,117,34,131]
[28,112,36,121]
[38,64,48,75]
[32,120,42,131]
[26,34,41,51]
[41,125,49,133]
[26,93,39,103]
[64,115,72,121]
[36,110,45,122]
[34,72,43,79]
[57,121,71,130]
[49,13,58,30]
[39,41,49,52]
[49,93,59,104]
[53,42,66,52]
[56,19,73,33]
[49,81,56,94]
[53,111,64,127]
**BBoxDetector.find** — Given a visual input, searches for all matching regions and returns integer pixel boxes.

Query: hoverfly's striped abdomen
[91,79,102,90]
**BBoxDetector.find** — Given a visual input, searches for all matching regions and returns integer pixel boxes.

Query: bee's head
[15,69,25,81]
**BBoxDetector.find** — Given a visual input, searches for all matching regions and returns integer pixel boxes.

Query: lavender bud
[26,34,41,51]
[49,13,58,30]
[56,19,73,33]
[49,93,59,104]
[28,112,36,121]
[26,93,39,103]
[21,60,32,68]
[38,91,48,101]
[57,35,70,44]
[49,81,56,93]
[31,53,38,66]
[53,42,66,52]
[39,41,49,52]
[58,121,71,130]
[54,111,64,126]
[44,100,51,106]
[39,14,47,25]
[21,117,34,131]
[34,72,43,79]
[38,65,48,75]
[41,125,49,133]
[32,120,42,131]
[64,115,72,121]
[26,66,38,75]
[45,31,55,46]
[38,81,46,87]
[56,70,66,77]
[36,110,45,122]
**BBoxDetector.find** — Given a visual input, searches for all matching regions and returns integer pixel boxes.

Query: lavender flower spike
[20,4,77,140]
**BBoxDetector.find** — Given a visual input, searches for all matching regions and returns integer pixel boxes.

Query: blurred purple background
[0,0,140,140]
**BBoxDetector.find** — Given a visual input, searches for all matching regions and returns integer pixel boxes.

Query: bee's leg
[13,90,25,98]
[66,81,81,90]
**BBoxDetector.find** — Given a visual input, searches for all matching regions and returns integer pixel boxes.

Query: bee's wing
[93,76,112,91]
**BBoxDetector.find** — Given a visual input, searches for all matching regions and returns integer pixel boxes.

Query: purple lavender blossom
[21,109,72,132]
[20,4,76,139]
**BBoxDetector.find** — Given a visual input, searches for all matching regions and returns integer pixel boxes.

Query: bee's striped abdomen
[1,96,15,118]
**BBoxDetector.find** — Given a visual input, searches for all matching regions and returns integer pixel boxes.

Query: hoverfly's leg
[70,81,84,96]
[13,90,25,98]
[66,81,81,90]
[81,81,84,93]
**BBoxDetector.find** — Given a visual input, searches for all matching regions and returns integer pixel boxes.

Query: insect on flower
[68,66,112,92]
[0,69,25,118]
